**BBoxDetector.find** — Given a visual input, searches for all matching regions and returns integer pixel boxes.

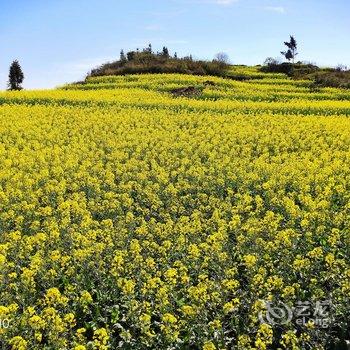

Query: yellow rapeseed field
[0,68,350,349]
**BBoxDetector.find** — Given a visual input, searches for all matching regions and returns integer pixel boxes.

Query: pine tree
[281,35,298,63]
[8,60,24,90]
[162,46,169,58]
[127,51,136,61]
[120,50,127,63]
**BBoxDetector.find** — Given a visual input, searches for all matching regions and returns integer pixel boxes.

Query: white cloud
[145,24,162,31]
[264,6,286,13]
[214,0,238,5]
[147,9,186,17]
[68,57,115,72]
[185,0,238,5]
[56,56,117,78]
[166,39,189,44]
[132,38,188,47]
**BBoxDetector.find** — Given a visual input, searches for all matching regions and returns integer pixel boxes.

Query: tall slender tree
[120,50,127,63]
[281,35,298,63]
[8,60,24,90]
[162,46,169,58]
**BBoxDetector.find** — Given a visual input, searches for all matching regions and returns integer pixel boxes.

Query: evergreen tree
[174,52,178,59]
[281,35,298,63]
[162,46,169,58]
[127,51,136,61]
[8,60,24,91]
[120,50,127,63]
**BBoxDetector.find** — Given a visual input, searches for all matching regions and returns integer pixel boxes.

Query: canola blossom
[0,68,350,349]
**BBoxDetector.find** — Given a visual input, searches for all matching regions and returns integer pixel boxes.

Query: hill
[0,69,350,349]
[88,48,229,78]
[260,60,350,88]
[82,45,350,89]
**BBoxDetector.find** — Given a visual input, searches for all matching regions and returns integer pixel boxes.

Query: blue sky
[0,0,349,89]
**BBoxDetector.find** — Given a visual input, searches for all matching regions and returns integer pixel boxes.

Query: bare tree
[336,64,348,72]
[214,52,230,64]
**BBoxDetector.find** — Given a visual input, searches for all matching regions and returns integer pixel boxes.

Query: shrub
[314,70,350,89]
[261,60,319,78]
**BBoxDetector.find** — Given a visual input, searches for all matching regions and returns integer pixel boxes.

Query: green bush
[314,71,350,89]
[260,60,319,78]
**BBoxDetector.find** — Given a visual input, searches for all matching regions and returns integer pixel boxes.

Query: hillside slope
[0,68,350,349]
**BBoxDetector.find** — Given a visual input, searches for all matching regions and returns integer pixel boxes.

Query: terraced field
[0,67,350,349]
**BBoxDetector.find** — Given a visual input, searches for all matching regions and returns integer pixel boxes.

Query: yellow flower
[161,313,179,341]
[255,323,273,350]
[223,298,239,314]
[28,315,45,330]
[182,305,196,317]
[280,285,293,299]
[1,69,350,349]
[139,313,151,325]
[164,268,177,284]
[162,313,177,324]
[34,332,42,342]
[9,336,28,350]
[203,341,216,350]
[325,253,335,266]
[188,244,201,259]
[238,334,251,348]
[118,278,135,295]
[208,319,221,331]
[93,328,109,349]
[80,291,93,304]
[281,330,299,349]
[64,313,76,328]
[293,257,310,271]
[44,288,68,306]
[243,254,257,268]
[74,346,87,350]
[76,328,86,342]
[0,254,6,266]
